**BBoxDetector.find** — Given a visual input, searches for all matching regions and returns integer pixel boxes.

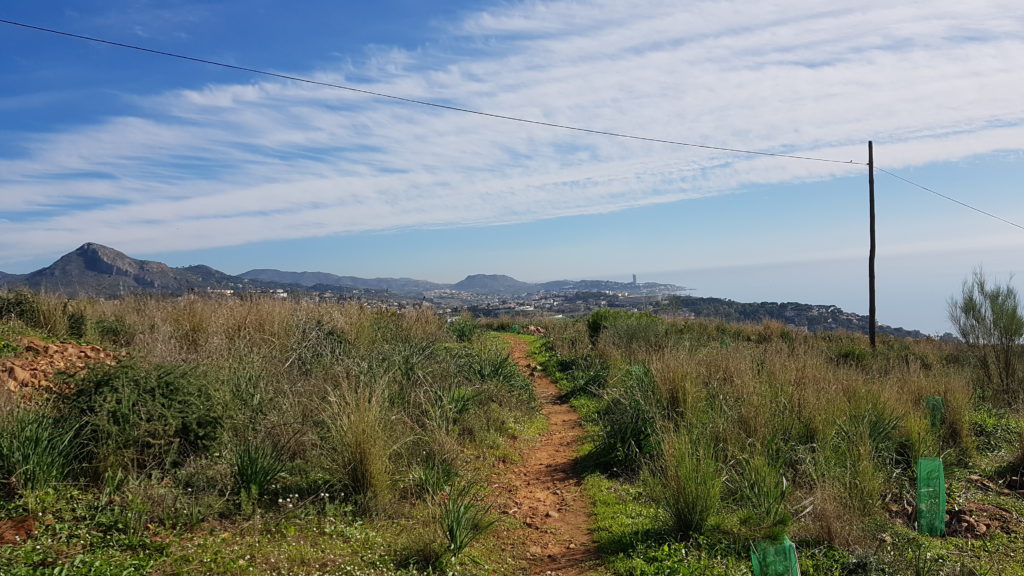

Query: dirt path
[498,335,599,576]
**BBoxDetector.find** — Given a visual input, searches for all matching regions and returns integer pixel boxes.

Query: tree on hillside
[948,267,1024,405]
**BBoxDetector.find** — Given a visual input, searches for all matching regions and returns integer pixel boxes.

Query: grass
[0,292,539,575]
[648,426,722,537]
[5,290,1024,575]
[0,406,81,493]
[524,309,1024,575]
[438,478,498,562]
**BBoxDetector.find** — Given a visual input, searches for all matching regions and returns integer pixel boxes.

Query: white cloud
[2,0,1023,264]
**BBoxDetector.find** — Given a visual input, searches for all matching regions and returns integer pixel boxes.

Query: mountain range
[0,243,931,338]
[0,243,683,297]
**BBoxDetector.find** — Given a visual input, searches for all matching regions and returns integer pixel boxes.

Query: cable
[878,167,1024,232]
[0,17,864,166]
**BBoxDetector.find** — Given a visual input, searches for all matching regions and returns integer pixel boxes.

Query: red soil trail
[497,335,599,576]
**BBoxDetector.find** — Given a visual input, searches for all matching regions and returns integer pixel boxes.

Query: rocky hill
[452,274,534,295]
[0,243,254,297]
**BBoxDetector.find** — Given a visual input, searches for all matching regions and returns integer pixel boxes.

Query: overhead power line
[878,167,1024,232]
[0,17,863,166]
[5,18,1022,233]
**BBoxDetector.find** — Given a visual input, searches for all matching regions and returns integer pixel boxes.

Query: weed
[595,364,661,474]
[438,478,497,561]
[648,426,722,538]
[0,406,81,493]
[233,437,290,511]
[733,451,791,537]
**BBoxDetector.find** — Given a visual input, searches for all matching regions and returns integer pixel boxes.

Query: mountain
[240,269,443,293]
[23,243,191,296]
[452,274,534,295]
[1,243,253,297]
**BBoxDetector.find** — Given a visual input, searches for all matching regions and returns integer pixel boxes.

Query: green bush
[834,344,870,367]
[59,360,222,474]
[732,452,791,537]
[948,267,1024,405]
[0,290,42,330]
[446,315,478,343]
[588,308,663,353]
[559,352,609,399]
[92,316,137,347]
[65,302,88,341]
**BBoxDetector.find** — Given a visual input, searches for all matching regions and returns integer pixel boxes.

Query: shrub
[732,452,791,536]
[559,352,609,400]
[62,301,89,341]
[834,344,870,367]
[948,267,1024,405]
[0,290,42,330]
[446,315,478,343]
[59,360,222,473]
[589,309,665,358]
[93,316,137,347]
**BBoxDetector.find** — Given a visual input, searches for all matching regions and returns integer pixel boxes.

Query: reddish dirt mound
[946,502,1020,539]
[889,494,1022,539]
[0,515,36,546]
[1,337,116,393]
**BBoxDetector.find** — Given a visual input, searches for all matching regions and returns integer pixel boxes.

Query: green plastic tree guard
[925,396,944,431]
[917,457,946,536]
[751,536,800,576]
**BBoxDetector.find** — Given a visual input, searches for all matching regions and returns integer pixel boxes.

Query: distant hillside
[0,244,926,337]
[658,295,927,339]
[243,269,684,296]
[240,269,443,293]
[240,269,350,287]
[452,274,534,295]
[539,279,683,294]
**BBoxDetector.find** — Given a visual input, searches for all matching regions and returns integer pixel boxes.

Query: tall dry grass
[552,310,986,547]
[1,292,534,539]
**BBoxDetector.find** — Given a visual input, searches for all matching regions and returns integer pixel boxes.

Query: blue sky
[2,0,1023,334]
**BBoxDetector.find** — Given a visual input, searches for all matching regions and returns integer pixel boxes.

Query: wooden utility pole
[868,141,877,349]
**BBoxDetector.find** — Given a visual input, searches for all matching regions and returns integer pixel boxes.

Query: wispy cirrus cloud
[1,0,1023,264]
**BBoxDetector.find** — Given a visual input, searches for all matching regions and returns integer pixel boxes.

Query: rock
[546,510,559,518]
[7,365,29,385]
